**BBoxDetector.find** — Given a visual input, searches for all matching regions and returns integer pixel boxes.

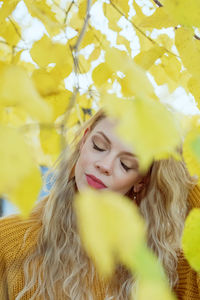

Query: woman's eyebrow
[96,131,136,157]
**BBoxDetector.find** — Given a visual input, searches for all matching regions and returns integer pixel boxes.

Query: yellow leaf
[32,69,61,97]
[24,0,62,36]
[69,11,83,33]
[15,58,36,73]
[40,126,61,164]
[0,106,28,127]
[79,54,92,73]
[74,188,145,277]
[78,0,94,19]
[132,1,146,21]
[44,90,71,121]
[78,0,97,20]
[8,165,42,219]
[24,128,52,166]
[182,208,200,272]
[55,107,85,145]
[175,27,200,79]
[0,1,19,20]
[0,64,52,122]
[30,35,71,68]
[50,62,73,81]
[116,34,131,55]
[75,187,174,300]
[188,77,200,109]
[105,47,128,71]
[66,106,84,127]
[80,27,104,50]
[137,277,175,300]
[103,96,181,171]
[134,45,165,70]
[51,1,66,24]
[161,54,182,82]
[92,62,113,87]
[119,65,156,99]
[0,18,21,46]
[76,94,92,109]
[0,42,12,63]
[80,30,95,48]
[12,49,23,65]
[150,64,178,93]
[156,34,173,50]
[139,7,177,29]
[136,29,154,53]
[0,125,42,218]
[82,111,93,122]
[88,46,101,62]
[111,0,130,17]
[105,48,158,100]
[178,70,191,92]
[163,0,200,27]
[0,126,33,191]
[103,2,121,32]
[131,4,156,54]
[183,127,200,184]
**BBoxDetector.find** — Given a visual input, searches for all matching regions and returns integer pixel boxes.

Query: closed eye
[120,161,132,171]
[93,142,105,152]
[93,140,133,171]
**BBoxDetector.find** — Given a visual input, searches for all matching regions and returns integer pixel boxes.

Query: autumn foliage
[1,0,200,298]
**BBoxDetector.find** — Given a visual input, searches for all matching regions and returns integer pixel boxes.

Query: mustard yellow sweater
[1,186,200,300]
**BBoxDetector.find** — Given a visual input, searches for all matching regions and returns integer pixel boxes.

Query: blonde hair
[16,109,195,300]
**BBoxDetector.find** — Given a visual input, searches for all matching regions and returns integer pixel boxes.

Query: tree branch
[110,0,178,57]
[194,34,200,40]
[8,17,22,39]
[152,0,200,41]
[64,0,75,24]
[152,0,163,7]
[60,0,92,148]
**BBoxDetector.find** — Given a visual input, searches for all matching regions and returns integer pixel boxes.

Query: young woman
[0,108,200,300]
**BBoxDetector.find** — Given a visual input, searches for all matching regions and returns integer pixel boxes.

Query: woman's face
[75,117,143,196]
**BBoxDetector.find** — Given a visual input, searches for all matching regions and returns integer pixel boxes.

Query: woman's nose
[95,158,113,175]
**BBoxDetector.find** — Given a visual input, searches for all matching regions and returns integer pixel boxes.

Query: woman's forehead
[92,118,134,154]
[94,117,118,131]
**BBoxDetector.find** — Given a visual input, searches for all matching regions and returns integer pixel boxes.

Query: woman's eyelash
[93,142,105,152]
[121,161,131,171]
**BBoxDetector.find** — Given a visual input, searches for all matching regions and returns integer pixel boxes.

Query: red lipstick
[86,174,107,189]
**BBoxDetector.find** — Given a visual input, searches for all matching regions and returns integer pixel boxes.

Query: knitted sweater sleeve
[0,213,41,300]
[0,217,10,300]
[174,184,200,299]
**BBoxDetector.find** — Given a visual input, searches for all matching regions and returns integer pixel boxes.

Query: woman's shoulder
[188,184,200,208]
[0,212,42,263]
[0,214,39,236]
[0,196,48,246]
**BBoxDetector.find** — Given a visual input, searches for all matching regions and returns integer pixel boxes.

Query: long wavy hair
[16,109,195,300]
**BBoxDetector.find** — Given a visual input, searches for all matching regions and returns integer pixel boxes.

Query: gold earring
[133,191,137,201]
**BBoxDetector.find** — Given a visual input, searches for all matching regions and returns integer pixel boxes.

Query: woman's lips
[86,174,107,189]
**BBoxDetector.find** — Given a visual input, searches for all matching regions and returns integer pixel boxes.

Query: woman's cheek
[80,151,93,169]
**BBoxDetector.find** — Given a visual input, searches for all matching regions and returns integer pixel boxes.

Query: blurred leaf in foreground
[0,63,52,122]
[74,188,175,300]
[183,127,200,185]
[74,188,145,277]
[182,208,200,272]
[0,126,42,218]
[103,96,181,171]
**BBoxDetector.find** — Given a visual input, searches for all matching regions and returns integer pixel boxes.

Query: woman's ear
[133,170,151,193]
[133,182,144,193]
